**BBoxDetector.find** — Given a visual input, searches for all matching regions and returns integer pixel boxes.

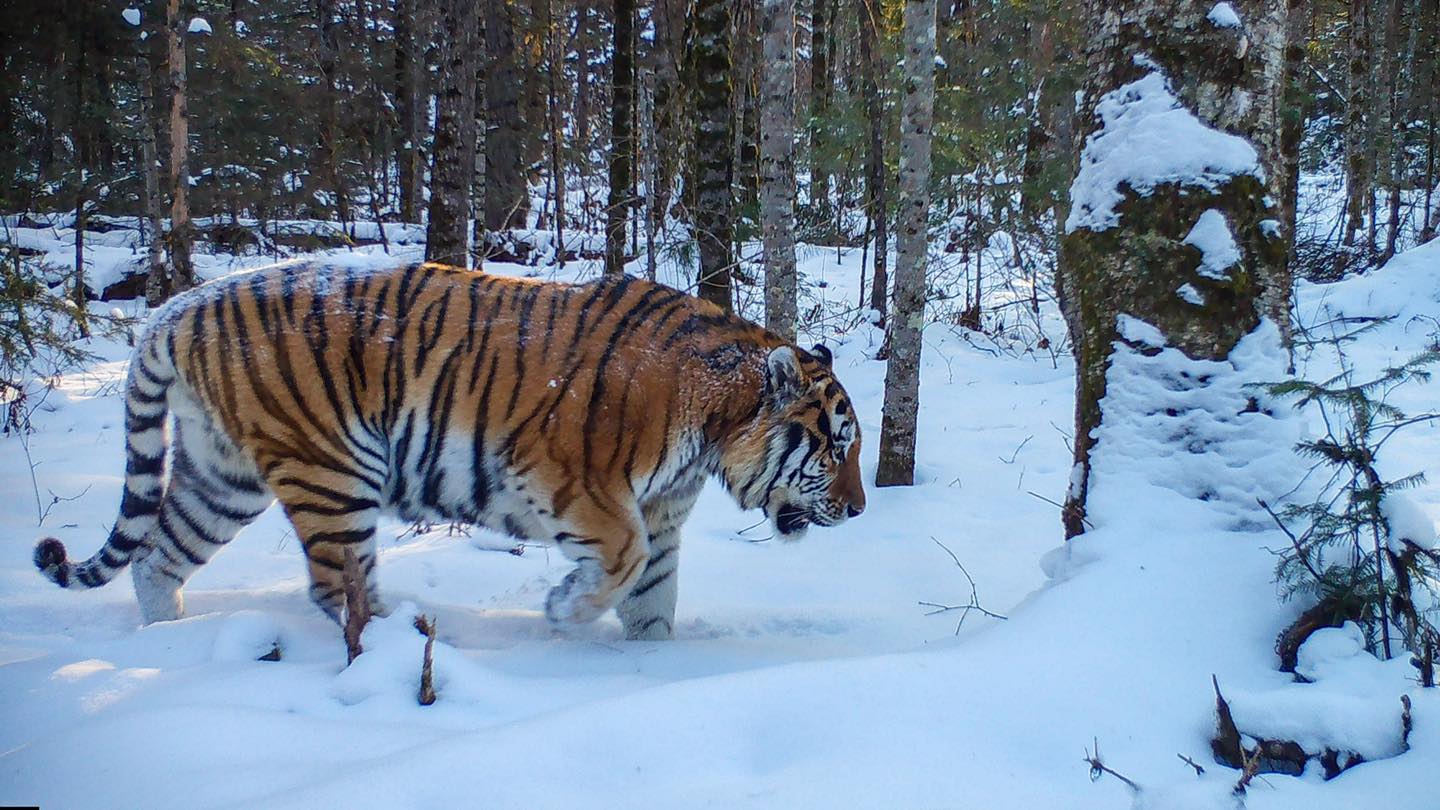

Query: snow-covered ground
[1,235,1437,809]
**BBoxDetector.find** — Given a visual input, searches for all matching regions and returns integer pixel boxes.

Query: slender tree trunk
[1057,0,1289,538]
[1279,0,1309,264]
[425,0,480,265]
[760,0,798,339]
[642,65,658,280]
[484,0,527,232]
[652,0,684,230]
[859,0,887,326]
[1380,0,1411,262]
[809,0,833,231]
[693,0,735,312]
[546,0,566,267]
[139,40,168,305]
[875,0,936,488]
[606,0,636,276]
[317,0,353,227]
[395,0,424,223]
[1342,0,1371,251]
[166,0,196,291]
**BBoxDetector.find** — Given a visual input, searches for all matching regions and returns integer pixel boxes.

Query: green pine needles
[1263,318,1440,680]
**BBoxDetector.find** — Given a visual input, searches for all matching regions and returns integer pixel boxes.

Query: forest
[3,0,1440,807]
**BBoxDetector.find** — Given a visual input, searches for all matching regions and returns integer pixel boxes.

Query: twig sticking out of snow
[919,538,1008,635]
[342,549,370,665]
[1177,753,1206,777]
[415,615,437,706]
[1084,738,1141,794]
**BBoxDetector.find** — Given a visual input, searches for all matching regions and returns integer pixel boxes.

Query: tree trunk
[166,0,196,292]
[395,0,424,223]
[317,0,353,227]
[808,0,833,231]
[139,38,168,305]
[859,0,887,326]
[1342,0,1371,251]
[546,0,566,267]
[652,0,684,230]
[760,0,798,339]
[1057,0,1290,538]
[1278,0,1308,267]
[1380,0,1410,263]
[875,0,936,488]
[484,0,527,232]
[425,0,480,265]
[606,0,636,276]
[693,0,735,312]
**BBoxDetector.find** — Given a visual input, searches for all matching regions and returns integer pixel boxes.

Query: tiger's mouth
[774,503,812,539]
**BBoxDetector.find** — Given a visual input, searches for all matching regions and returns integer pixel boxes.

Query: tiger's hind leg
[131,418,274,623]
[266,464,385,622]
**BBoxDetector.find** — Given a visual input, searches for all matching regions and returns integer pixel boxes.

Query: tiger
[34,261,865,640]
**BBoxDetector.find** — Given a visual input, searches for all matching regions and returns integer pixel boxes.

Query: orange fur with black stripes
[35,261,865,639]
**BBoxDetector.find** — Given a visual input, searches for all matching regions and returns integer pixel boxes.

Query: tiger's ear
[766,346,805,405]
[810,343,833,367]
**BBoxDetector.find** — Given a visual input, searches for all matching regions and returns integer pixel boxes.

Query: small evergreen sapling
[1264,329,1440,677]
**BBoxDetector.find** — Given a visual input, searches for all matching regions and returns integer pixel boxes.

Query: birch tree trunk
[875,0,936,488]
[1057,0,1290,538]
[166,0,196,292]
[606,0,636,276]
[693,0,735,312]
[760,0,798,340]
[425,0,480,266]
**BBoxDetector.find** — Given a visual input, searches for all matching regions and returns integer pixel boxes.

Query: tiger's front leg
[545,500,649,628]
[616,525,680,640]
[615,490,699,640]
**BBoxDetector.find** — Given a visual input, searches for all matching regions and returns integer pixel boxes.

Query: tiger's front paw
[545,562,607,625]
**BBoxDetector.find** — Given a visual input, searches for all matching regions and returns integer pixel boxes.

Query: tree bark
[425,0,481,266]
[875,0,936,488]
[808,0,833,231]
[1278,0,1308,267]
[760,0,798,339]
[395,0,425,223]
[606,0,636,276]
[483,0,528,232]
[1057,0,1290,538]
[859,0,887,326]
[166,0,196,292]
[139,34,168,305]
[1342,0,1371,251]
[693,0,735,312]
[546,0,566,266]
[317,0,354,227]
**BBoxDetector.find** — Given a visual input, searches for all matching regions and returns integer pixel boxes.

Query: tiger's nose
[847,503,864,518]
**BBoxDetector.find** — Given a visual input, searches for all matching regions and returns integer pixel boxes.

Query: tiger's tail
[34,327,176,590]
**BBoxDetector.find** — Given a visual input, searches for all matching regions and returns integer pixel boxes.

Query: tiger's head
[722,343,866,540]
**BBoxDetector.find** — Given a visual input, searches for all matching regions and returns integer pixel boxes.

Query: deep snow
[1,235,1437,809]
